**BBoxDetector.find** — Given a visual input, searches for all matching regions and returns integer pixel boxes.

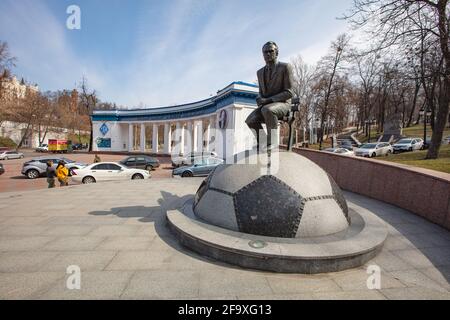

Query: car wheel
[371,153,376,158]
[20,155,24,159]
[4,157,8,160]
[145,165,153,171]
[26,169,39,179]
[408,147,413,151]
[182,171,193,178]
[132,173,144,180]
[82,176,96,184]
[386,150,392,156]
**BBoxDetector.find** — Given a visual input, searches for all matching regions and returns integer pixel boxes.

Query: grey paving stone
[418,267,450,291]
[39,271,133,300]
[237,293,314,300]
[0,236,54,251]
[105,250,173,271]
[96,237,155,251]
[388,270,448,293]
[0,251,59,273]
[199,271,274,297]
[391,249,436,269]
[265,275,341,294]
[382,235,417,251]
[121,271,200,299]
[41,225,96,236]
[44,236,106,251]
[331,268,405,291]
[0,217,51,226]
[312,290,386,300]
[381,287,450,300]
[87,225,144,237]
[366,250,415,272]
[0,225,51,236]
[0,272,64,299]
[38,251,117,272]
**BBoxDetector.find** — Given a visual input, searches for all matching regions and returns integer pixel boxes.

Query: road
[0,151,173,193]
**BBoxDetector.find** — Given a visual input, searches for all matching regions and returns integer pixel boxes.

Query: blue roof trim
[92,83,258,122]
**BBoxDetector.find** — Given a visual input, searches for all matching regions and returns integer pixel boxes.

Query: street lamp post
[419,107,432,146]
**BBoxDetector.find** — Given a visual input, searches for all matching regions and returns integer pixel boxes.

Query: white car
[0,150,24,160]
[323,148,354,156]
[392,138,424,153]
[354,142,393,158]
[35,144,48,152]
[72,162,151,184]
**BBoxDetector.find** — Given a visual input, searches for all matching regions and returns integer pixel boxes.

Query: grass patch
[381,144,450,174]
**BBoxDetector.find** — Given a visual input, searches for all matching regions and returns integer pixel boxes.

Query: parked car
[21,156,87,179]
[0,150,24,160]
[35,144,48,152]
[354,142,393,158]
[120,155,160,171]
[71,162,151,184]
[392,138,424,153]
[171,151,218,167]
[172,157,224,177]
[0,163,4,175]
[324,148,354,156]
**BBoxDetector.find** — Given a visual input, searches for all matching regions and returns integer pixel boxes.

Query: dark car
[0,163,4,175]
[120,155,160,171]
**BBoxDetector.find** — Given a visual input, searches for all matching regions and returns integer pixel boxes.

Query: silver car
[21,156,87,179]
[0,150,24,160]
[392,138,424,153]
[354,142,393,158]
[172,157,224,177]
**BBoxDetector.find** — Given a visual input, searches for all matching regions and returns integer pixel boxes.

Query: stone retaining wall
[292,148,450,231]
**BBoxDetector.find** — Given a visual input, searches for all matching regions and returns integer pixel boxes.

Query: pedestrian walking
[94,154,101,163]
[56,160,69,187]
[46,161,56,188]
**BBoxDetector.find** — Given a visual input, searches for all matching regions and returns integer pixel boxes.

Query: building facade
[91,82,261,158]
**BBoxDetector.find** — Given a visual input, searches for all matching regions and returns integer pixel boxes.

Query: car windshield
[361,144,377,149]
[397,139,412,144]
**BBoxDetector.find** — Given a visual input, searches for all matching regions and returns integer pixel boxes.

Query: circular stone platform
[167,197,387,273]
[167,151,388,274]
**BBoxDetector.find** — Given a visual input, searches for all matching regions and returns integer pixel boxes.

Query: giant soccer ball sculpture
[193,152,350,238]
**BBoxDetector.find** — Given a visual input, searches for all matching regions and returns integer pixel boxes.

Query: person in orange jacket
[56,160,69,187]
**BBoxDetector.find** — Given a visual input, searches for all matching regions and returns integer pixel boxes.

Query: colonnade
[126,116,216,155]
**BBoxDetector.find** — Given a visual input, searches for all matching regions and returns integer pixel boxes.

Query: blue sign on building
[100,123,109,136]
[96,138,111,148]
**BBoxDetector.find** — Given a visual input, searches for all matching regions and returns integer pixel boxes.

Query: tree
[345,0,450,159]
[313,34,350,148]
[0,41,16,126]
[78,77,98,151]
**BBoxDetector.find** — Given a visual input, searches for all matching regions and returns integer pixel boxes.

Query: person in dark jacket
[46,160,56,188]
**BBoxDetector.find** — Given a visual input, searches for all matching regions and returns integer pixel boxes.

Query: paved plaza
[0,178,449,300]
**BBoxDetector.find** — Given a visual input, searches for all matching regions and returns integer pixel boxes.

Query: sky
[0,0,354,108]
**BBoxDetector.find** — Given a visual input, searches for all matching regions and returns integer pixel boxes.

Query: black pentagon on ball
[233,175,304,238]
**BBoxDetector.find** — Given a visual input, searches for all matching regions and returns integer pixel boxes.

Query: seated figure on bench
[245,41,295,151]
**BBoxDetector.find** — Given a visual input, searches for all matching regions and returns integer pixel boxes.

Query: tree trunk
[88,119,93,152]
[407,82,420,127]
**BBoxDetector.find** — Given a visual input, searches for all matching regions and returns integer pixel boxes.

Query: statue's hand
[256,97,272,106]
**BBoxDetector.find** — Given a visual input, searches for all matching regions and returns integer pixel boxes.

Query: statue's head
[262,41,278,64]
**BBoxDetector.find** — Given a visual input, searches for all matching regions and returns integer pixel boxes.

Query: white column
[128,123,133,152]
[164,123,172,154]
[152,124,159,154]
[196,120,203,152]
[140,123,145,152]
[175,122,184,155]
[186,122,193,154]
[205,119,211,151]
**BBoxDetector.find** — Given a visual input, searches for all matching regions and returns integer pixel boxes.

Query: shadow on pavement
[88,190,238,270]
